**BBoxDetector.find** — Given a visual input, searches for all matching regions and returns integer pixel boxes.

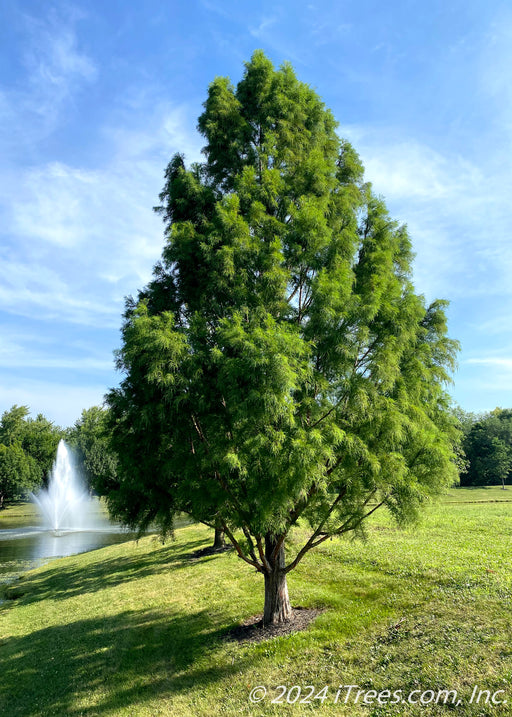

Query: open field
[1,488,511,716]
[443,485,512,502]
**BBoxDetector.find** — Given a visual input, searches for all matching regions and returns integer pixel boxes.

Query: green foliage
[0,405,62,506]
[67,406,118,493]
[21,414,62,485]
[0,442,41,507]
[461,408,512,487]
[0,405,30,446]
[105,52,459,603]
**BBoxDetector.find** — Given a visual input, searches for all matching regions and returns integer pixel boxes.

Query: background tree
[0,405,30,446]
[0,405,42,508]
[452,405,481,435]
[461,408,512,488]
[22,414,62,487]
[0,405,62,506]
[105,52,460,624]
[67,406,118,494]
[0,444,40,508]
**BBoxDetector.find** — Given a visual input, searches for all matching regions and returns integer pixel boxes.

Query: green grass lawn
[444,485,512,502]
[0,501,41,529]
[1,489,511,716]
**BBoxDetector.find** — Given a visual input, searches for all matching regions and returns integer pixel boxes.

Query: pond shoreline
[0,501,137,595]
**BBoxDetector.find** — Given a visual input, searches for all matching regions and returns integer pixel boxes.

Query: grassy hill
[1,489,511,715]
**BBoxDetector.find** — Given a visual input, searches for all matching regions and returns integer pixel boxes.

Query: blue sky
[1,0,511,427]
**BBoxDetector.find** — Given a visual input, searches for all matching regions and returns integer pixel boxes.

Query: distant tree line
[457,407,512,489]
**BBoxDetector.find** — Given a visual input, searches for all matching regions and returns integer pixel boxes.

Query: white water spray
[31,440,103,534]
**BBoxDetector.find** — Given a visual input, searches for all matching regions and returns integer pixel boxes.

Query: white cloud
[0,256,121,326]
[0,11,97,153]
[250,16,279,40]
[471,314,512,337]
[340,126,512,303]
[0,9,205,429]
[21,10,97,123]
[25,24,96,86]
[357,140,482,201]
[1,101,202,326]
[466,358,512,369]
[0,334,112,371]
[479,12,512,130]
[11,163,100,249]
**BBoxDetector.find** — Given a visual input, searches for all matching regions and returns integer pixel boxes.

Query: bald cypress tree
[105,51,459,625]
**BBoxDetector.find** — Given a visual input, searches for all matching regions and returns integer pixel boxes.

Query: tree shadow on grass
[4,535,212,605]
[0,606,253,717]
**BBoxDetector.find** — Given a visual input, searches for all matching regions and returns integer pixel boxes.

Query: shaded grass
[0,491,511,715]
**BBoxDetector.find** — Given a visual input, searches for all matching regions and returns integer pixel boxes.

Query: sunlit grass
[1,488,511,715]
[0,501,41,529]
[444,484,512,501]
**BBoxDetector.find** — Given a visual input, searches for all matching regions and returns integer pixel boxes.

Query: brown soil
[226,607,324,643]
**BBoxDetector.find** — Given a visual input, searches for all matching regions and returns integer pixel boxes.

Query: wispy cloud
[22,11,97,88]
[249,16,279,40]
[340,125,512,304]
[247,11,307,67]
[0,255,121,327]
[1,9,97,150]
[479,10,512,131]
[471,314,512,337]
[0,330,112,372]
[0,100,202,326]
[0,6,204,423]
[466,358,512,369]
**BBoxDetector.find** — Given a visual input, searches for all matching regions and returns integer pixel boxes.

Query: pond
[0,502,137,587]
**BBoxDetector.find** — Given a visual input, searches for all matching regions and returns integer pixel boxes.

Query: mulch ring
[190,544,233,558]
[226,607,325,643]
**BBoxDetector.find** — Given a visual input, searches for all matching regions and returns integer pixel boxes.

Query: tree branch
[255,534,272,573]
[286,282,300,304]
[287,482,319,526]
[191,414,209,450]
[309,392,349,430]
[269,533,287,563]
[213,470,253,527]
[221,522,264,572]
[284,487,347,574]
[334,495,387,536]
[242,525,261,568]
[285,489,384,572]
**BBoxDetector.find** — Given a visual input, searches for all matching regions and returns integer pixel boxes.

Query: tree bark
[263,533,292,625]
[213,526,226,550]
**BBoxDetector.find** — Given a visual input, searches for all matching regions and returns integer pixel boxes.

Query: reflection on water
[0,526,137,580]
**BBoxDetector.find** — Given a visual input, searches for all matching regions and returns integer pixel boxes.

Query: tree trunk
[0,492,3,509]
[213,526,226,550]
[263,533,292,625]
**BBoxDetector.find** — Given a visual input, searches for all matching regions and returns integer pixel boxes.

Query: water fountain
[0,442,131,582]
[31,440,104,534]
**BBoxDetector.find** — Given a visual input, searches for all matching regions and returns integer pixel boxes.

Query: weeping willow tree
[104,51,459,625]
